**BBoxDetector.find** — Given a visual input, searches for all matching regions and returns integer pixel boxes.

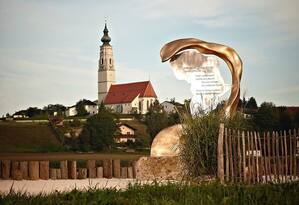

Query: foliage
[43,104,66,116]
[75,100,89,116]
[180,111,221,177]
[245,97,258,109]
[180,110,251,179]
[78,105,118,151]
[253,102,279,131]
[1,182,299,205]
[144,100,169,143]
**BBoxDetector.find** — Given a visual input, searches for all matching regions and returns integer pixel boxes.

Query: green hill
[0,122,64,153]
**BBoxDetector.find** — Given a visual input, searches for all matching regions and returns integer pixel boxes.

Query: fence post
[217,123,225,183]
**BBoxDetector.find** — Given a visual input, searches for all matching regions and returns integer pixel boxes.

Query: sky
[0,0,298,116]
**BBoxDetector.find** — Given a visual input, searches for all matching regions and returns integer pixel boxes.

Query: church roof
[104,81,157,104]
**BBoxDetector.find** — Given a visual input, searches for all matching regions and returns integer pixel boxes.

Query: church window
[147,100,149,109]
[101,58,103,64]
[109,58,112,64]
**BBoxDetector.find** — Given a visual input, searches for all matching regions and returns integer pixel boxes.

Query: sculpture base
[135,156,182,180]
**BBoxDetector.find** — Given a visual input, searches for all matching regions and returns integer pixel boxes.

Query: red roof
[104,81,157,104]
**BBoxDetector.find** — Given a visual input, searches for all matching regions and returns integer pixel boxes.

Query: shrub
[180,110,252,179]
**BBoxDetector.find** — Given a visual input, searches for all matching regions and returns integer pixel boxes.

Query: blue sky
[0,0,298,116]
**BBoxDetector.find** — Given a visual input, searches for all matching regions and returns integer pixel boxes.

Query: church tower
[98,23,116,104]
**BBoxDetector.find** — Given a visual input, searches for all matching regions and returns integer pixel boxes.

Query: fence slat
[250,132,256,183]
[257,132,263,182]
[272,131,277,182]
[276,132,281,182]
[293,129,297,179]
[232,130,237,181]
[263,132,268,182]
[289,130,293,180]
[254,132,259,183]
[284,131,288,181]
[217,123,225,183]
[237,130,242,182]
[225,128,229,182]
[247,131,251,183]
[266,132,272,182]
[229,129,234,182]
[242,131,246,183]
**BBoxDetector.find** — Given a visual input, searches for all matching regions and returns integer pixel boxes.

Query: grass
[0,122,65,153]
[0,181,299,205]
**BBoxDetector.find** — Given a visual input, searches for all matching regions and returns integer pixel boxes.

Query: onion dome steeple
[101,23,111,45]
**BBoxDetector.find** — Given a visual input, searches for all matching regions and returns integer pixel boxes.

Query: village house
[65,100,98,117]
[115,123,137,143]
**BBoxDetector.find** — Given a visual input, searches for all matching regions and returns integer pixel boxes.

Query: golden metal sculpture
[160,38,243,116]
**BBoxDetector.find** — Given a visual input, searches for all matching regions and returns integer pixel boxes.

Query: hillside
[0,122,64,153]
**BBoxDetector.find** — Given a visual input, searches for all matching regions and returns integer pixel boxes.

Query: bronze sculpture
[160,38,243,116]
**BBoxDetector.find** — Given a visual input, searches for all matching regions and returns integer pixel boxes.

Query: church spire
[101,22,111,45]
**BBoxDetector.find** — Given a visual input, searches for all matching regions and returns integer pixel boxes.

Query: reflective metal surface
[160,38,243,116]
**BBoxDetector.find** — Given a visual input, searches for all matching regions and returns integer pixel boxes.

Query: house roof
[119,123,137,131]
[104,81,157,104]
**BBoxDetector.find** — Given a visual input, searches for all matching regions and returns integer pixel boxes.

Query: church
[97,24,158,114]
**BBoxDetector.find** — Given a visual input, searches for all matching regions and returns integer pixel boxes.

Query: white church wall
[139,97,156,114]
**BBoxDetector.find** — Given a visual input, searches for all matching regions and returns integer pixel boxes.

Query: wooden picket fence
[0,159,137,180]
[217,124,299,183]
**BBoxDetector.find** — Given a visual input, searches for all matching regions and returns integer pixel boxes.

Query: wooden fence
[0,159,137,180]
[217,123,299,183]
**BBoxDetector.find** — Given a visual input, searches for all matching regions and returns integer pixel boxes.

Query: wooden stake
[228,129,234,182]
[217,123,224,183]
[289,130,293,180]
[263,132,268,183]
[237,130,242,182]
[242,131,246,183]
[225,127,229,182]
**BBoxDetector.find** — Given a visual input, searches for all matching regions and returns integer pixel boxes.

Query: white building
[97,24,158,114]
[115,123,136,143]
[161,101,184,114]
[65,100,98,117]
[104,81,157,114]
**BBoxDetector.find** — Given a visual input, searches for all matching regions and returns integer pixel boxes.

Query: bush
[180,110,252,179]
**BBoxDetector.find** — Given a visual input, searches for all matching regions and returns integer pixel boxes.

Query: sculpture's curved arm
[160,38,243,116]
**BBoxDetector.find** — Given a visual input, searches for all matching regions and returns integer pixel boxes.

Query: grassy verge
[1,182,298,205]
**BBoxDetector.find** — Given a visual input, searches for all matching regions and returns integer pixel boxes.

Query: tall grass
[180,110,251,179]
[1,181,298,205]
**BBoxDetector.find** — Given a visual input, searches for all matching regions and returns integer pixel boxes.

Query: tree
[75,99,89,116]
[145,100,169,143]
[26,107,43,118]
[278,108,292,131]
[294,111,299,127]
[43,104,66,116]
[245,97,258,110]
[79,106,118,151]
[253,102,279,131]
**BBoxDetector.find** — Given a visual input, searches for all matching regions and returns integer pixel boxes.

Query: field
[0,122,64,153]
[1,181,299,205]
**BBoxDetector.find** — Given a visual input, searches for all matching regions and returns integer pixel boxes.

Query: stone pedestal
[135,156,182,180]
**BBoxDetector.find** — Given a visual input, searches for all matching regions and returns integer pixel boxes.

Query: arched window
[109,58,112,64]
[147,100,149,109]
[101,58,103,64]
